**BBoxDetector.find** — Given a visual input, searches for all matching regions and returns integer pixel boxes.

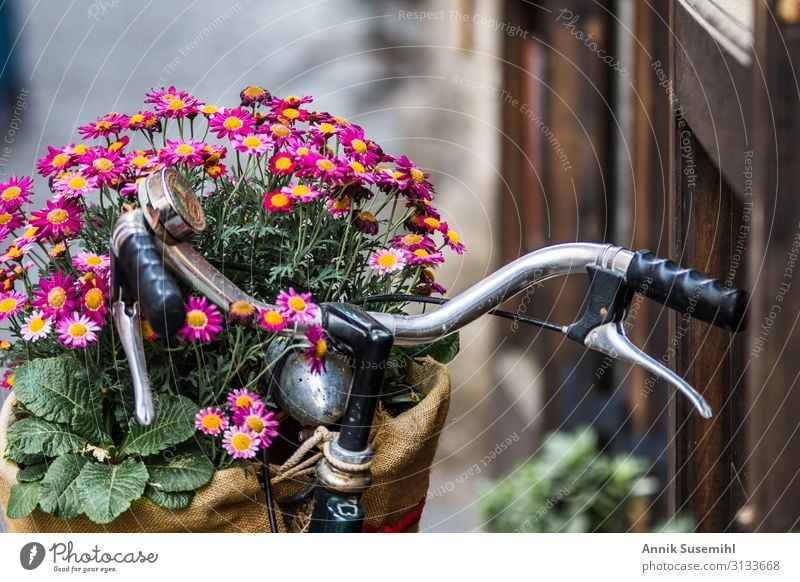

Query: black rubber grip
[626,250,748,332]
[116,232,185,338]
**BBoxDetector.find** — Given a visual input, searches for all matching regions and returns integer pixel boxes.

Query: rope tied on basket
[270,426,373,485]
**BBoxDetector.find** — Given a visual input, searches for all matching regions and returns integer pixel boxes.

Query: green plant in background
[480,428,649,533]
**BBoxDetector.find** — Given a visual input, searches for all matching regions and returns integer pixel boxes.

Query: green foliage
[144,486,195,510]
[38,454,88,519]
[7,481,41,519]
[121,395,198,457]
[480,428,647,533]
[76,458,149,524]
[143,444,215,493]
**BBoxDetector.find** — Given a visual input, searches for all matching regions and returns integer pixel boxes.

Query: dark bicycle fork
[308,303,394,533]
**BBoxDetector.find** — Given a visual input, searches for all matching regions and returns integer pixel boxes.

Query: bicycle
[110,167,748,533]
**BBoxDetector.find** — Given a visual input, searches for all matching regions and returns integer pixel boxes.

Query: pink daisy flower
[125,150,157,174]
[209,107,255,138]
[394,155,435,201]
[32,271,78,318]
[231,403,280,446]
[195,407,229,437]
[408,247,445,266]
[444,229,465,254]
[160,139,206,166]
[267,151,296,174]
[281,182,321,203]
[222,426,260,459]
[269,94,313,110]
[56,312,101,348]
[20,310,52,342]
[325,194,352,218]
[0,239,32,263]
[29,198,83,240]
[81,276,108,323]
[227,388,263,410]
[78,112,126,139]
[262,190,293,213]
[299,152,345,181]
[125,110,161,132]
[77,147,124,186]
[340,126,382,166]
[276,288,319,325]
[369,248,408,275]
[146,86,203,118]
[36,146,75,177]
[0,208,24,242]
[257,308,286,332]
[239,85,271,106]
[0,175,34,209]
[231,133,272,156]
[178,295,224,342]
[303,325,328,375]
[391,233,437,252]
[52,171,97,198]
[73,250,111,273]
[0,290,26,321]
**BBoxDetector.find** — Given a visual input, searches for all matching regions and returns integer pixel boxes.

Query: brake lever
[566,264,713,418]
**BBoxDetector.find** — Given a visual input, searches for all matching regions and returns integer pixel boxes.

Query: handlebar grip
[626,250,747,332]
[116,231,185,338]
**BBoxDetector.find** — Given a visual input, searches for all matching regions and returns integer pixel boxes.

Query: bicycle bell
[269,341,352,427]
[138,166,206,243]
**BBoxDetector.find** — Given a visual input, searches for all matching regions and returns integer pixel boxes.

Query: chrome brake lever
[584,322,712,418]
[567,264,713,418]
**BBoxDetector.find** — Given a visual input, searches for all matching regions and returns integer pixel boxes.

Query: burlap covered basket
[0,357,450,533]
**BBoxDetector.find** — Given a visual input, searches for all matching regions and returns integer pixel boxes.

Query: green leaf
[144,486,195,510]
[38,454,88,519]
[76,459,149,524]
[121,395,199,457]
[7,418,87,457]
[7,481,41,519]
[13,357,87,424]
[406,333,460,364]
[71,382,111,445]
[4,450,44,466]
[16,463,48,482]
[144,444,215,493]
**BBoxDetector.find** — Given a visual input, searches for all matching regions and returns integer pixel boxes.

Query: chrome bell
[272,345,352,427]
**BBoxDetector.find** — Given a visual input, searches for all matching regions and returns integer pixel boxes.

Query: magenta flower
[257,308,287,333]
[325,195,352,218]
[0,174,34,209]
[160,139,206,166]
[222,426,260,459]
[146,86,203,118]
[178,295,224,342]
[56,312,101,348]
[195,407,229,437]
[0,290,26,321]
[231,133,272,156]
[232,402,280,446]
[53,171,98,198]
[208,107,255,138]
[227,388,263,411]
[303,325,328,375]
[30,198,83,240]
[299,152,345,181]
[32,270,79,318]
[369,248,408,275]
[394,155,435,201]
[340,126,382,166]
[281,182,320,203]
[267,151,296,174]
[77,147,124,186]
[408,248,445,266]
[36,146,74,177]
[263,190,293,213]
[0,208,24,242]
[78,113,126,139]
[276,288,319,325]
[81,276,108,323]
[239,85,271,106]
[125,110,161,132]
[444,229,465,254]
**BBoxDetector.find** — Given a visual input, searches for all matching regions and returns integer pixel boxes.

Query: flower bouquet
[0,84,463,530]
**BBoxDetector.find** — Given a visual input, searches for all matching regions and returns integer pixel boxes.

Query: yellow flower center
[403,234,423,245]
[201,414,222,431]
[447,229,459,244]
[201,105,219,114]
[73,144,89,155]
[84,288,104,310]
[92,158,114,172]
[52,153,70,168]
[231,300,255,316]
[50,244,66,257]
[290,185,310,197]
[288,296,306,312]
[410,168,425,183]
[0,213,11,225]
[96,120,112,130]
[223,116,243,130]
[68,322,88,338]
[282,108,300,120]
[235,395,254,408]
[423,217,441,229]
[263,310,284,326]
[47,209,69,224]
[270,193,290,208]
[231,432,252,451]
[349,161,366,173]
[86,255,103,267]
[333,196,351,210]
[351,139,367,153]
[274,157,292,170]
[68,176,88,189]
[187,310,208,328]
[316,159,335,172]
[141,319,156,338]
[246,417,265,433]
[129,114,145,124]
[243,136,262,148]
[130,156,149,167]
[0,340,10,349]
[7,374,14,386]
[358,211,375,222]
[175,144,195,156]
[243,85,265,98]
[271,124,291,138]
[29,317,45,332]
[378,253,398,268]
[414,249,430,258]
[333,116,350,126]
[48,287,67,308]
[296,146,310,156]
[2,186,21,200]
[24,226,38,239]
[315,339,327,359]
[0,297,19,312]
[317,122,336,134]
[167,98,185,110]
